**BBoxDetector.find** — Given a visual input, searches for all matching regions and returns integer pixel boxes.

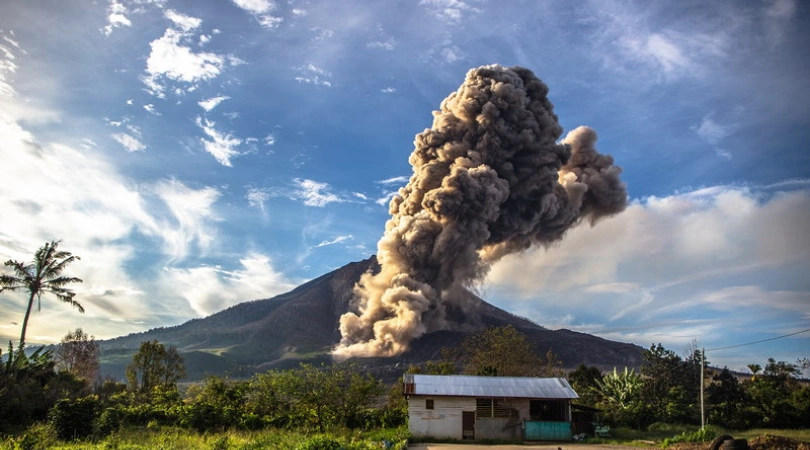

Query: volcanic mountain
[100,257,643,381]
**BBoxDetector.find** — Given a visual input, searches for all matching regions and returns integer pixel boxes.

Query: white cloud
[164,9,202,32]
[764,0,797,45]
[0,114,175,342]
[376,175,409,185]
[375,191,397,206]
[0,33,20,98]
[420,0,483,23]
[230,0,283,29]
[264,133,276,146]
[381,87,396,93]
[485,185,810,362]
[142,25,227,96]
[111,132,145,152]
[258,15,283,29]
[368,38,396,51]
[231,0,274,14]
[143,104,160,115]
[440,45,463,63]
[245,187,270,215]
[102,1,132,36]
[293,178,342,207]
[198,95,230,112]
[313,234,354,248]
[295,64,332,87]
[693,112,738,159]
[161,253,296,317]
[195,117,242,166]
[594,4,731,83]
[152,178,221,262]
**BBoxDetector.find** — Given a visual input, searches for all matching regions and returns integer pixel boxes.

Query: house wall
[408,396,474,440]
[475,398,528,441]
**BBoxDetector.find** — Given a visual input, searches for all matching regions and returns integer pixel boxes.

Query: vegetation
[1,250,807,448]
[452,325,563,376]
[0,240,83,355]
[571,344,810,432]
[126,340,186,393]
[55,328,100,384]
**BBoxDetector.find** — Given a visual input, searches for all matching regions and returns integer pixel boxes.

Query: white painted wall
[408,396,475,439]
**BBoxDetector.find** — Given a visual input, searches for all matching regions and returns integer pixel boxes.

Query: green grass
[1,426,409,450]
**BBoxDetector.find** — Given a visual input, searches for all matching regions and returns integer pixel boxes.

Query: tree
[274,363,384,432]
[567,364,603,406]
[0,240,83,353]
[55,328,100,383]
[638,343,701,425]
[458,325,547,376]
[595,367,643,428]
[706,367,747,429]
[126,340,185,393]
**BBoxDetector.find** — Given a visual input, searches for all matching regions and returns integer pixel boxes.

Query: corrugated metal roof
[404,374,579,399]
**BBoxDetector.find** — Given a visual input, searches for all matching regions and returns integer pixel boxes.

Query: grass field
[3,424,807,450]
[1,425,409,450]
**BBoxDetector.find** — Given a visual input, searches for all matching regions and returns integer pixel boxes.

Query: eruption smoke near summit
[334,65,627,358]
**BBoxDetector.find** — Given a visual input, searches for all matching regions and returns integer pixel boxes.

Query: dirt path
[409,444,656,450]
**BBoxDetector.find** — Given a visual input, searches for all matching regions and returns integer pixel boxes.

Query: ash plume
[334,65,627,358]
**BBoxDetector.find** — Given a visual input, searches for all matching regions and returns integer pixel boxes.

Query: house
[403,373,579,441]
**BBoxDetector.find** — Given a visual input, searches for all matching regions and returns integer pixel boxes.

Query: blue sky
[0,0,808,372]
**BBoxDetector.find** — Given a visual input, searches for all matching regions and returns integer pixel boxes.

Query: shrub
[662,425,719,447]
[10,423,58,450]
[48,395,98,440]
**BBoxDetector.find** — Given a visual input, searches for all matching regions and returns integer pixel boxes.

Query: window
[476,398,517,418]
[426,399,434,410]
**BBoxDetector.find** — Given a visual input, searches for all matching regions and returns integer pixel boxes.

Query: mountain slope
[100,257,643,380]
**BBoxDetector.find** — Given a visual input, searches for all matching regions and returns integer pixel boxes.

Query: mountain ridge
[99,257,644,381]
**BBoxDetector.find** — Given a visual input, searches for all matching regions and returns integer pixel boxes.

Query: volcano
[99,257,643,381]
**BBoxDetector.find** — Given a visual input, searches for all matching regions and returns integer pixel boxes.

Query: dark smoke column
[334,65,627,358]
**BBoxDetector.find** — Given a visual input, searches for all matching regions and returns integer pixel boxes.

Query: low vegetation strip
[1,426,409,450]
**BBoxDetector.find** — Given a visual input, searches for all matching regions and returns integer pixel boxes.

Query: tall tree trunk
[18,291,36,352]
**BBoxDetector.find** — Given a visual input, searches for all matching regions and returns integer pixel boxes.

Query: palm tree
[0,240,83,352]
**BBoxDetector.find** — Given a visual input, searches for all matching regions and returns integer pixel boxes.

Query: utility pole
[700,347,705,429]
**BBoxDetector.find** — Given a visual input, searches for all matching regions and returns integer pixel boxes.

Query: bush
[9,423,58,450]
[48,395,98,440]
[662,425,719,447]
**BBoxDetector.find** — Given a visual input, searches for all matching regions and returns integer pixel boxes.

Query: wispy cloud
[313,234,354,248]
[293,178,343,207]
[294,64,332,87]
[376,176,409,185]
[195,117,241,166]
[694,113,737,145]
[245,186,270,216]
[161,252,296,316]
[198,95,230,112]
[420,0,483,23]
[152,178,221,262]
[230,0,283,29]
[111,132,145,152]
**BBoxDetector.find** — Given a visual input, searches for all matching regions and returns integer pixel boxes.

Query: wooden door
[462,411,475,440]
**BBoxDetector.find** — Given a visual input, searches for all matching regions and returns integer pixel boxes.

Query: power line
[706,328,810,352]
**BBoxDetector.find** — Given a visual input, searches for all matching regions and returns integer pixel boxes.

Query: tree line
[1,241,807,442]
